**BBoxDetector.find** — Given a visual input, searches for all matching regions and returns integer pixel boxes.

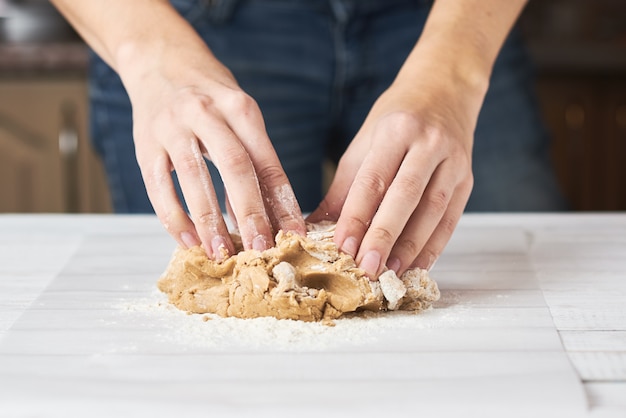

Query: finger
[221,92,306,236]
[411,174,473,271]
[332,145,404,259]
[137,149,201,250]
[355,148,440,277]
[168,135,233,260]
[193,117,274,251]
[385,161,470,276]
[262,180,306,236]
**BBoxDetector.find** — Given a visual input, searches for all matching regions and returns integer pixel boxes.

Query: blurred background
[0,0,625,214]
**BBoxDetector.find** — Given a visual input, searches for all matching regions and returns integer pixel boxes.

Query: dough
[158,222,440,322]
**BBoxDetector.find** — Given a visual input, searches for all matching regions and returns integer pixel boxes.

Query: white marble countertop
[0,213,624,417]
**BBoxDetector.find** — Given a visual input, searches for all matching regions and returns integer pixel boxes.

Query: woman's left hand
[309,56,486,278]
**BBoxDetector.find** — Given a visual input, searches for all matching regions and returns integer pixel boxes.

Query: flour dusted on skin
[269,183,300,218]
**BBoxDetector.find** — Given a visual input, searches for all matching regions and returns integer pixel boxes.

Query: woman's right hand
[113,5,306,259]
[50,0,306,257]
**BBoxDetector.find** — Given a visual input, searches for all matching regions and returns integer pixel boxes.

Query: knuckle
[346,216,370,232]
[182,93,215,120]
[397,236,421,259]
[238,205,270,225]
[395,175,424,199]
[140,160,171,191]
[438,215,458,237]
[256,163,286,186]
[177,153,203,174]
[224,90,258,115]
[352,216,370,230]
[273,210,295,225]
[382,111,421,137]
[368,226,396,246]
[355,170,387,198]
[425,188,451,214]
[193,209,221,228]
[221,144,251,172]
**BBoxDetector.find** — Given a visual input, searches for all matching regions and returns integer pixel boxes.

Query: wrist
[399,36,491,103]
[393,41,490,132]
[397,0,527,105]
[111,9,229,100]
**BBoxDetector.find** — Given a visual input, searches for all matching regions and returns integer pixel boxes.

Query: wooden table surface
[0,214,624,417]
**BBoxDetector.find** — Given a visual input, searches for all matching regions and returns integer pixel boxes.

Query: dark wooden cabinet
[536,76,626,210]
[521,0,626,211]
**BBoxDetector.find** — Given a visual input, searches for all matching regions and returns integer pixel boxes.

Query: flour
[115,291,440,352]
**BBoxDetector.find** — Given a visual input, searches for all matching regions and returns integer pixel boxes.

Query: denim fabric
[89,0,568,214]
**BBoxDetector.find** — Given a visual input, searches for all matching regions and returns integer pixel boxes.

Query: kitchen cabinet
[537,76,626,210]
[521,0,626,211]
[0,76,111,213]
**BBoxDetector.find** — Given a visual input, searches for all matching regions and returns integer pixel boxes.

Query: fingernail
[360,250,381,277]
[387,257,401,274]
[212,235,229,262]
[180,231,200,249]
[340,236,358,257]
[415,254,438,271]
[285,222,306,236]
[252,235,269,252]
[427,257,438,271]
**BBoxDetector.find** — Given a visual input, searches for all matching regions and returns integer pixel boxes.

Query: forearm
[397,0,528,112]
[50,0,226,95]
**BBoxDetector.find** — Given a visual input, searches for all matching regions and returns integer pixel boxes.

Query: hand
[306,0,523,278]
[50,0,521,268]
[123,43,306,259]
[310,59,485,277]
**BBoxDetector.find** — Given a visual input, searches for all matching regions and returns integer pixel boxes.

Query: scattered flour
[114,290,446,352]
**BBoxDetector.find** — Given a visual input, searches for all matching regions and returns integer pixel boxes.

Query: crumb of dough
[378,270,407,311]
[157,222,440,322]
